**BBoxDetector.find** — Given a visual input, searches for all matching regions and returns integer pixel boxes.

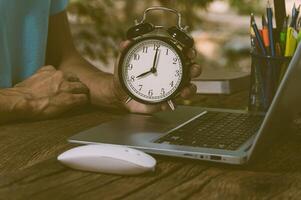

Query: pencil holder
[248,53,291,112]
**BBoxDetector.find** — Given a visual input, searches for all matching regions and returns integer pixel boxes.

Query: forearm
[0,88,31,123]
[47,11,123,109]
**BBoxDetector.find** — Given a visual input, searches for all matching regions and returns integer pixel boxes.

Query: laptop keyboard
[154,111,264,151]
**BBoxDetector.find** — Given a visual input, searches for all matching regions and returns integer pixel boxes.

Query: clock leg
[167,100,176,111]
[125,97,132,104]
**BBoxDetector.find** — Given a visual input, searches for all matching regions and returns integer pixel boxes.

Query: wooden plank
[70,159,183,200]
[3,156,301,200]
[1,92,301,199]
[122,163,212,200]
[0,159,121,199]
[0,157,182,200]
[247,133,301,172]
[270,174,301,199]
[187,171,301,200]
[127,167,225,200]
[0,107,122,175]
[0,91,248,175]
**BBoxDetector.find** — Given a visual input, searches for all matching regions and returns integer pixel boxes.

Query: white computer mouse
[57,144,156,175]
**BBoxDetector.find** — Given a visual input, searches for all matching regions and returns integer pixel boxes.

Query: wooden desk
[1,92,301,200]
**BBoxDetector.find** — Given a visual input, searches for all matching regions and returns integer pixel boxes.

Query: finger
[60,81,89,94]
[113,40,133,102]
[180,83,197,99]
[64,72,80,82]
[68,94,89,106]
[125,99,161,114]
[119,40,131,51]
[57,93,88,108]
[37,65,56,72]
[189,63,202,78]
[41,93,89,118]
[186,48,197,59]
[114,40,132,74]
[161,102,172,111]
[114,41,131,73]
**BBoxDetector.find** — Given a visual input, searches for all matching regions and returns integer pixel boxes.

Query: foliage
[68,0,215,64]
[68,0,261,65]
[228,0,263,14]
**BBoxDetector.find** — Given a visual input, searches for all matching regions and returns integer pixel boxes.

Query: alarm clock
[118,7,194,110]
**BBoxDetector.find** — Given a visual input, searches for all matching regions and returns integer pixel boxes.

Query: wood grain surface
[1,93,301,200]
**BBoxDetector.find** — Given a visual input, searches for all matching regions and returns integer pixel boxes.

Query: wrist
[111,75,129,108]
[88,72,127,109]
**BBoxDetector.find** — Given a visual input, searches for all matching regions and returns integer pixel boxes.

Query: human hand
[113,41,202,114]
[12,65,89,120]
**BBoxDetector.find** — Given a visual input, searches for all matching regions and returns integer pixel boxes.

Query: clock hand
[153,50,161,73]
[137,48,161,79]
[151,48,159,73]
[136,69,152,78]
[137,48,159,79]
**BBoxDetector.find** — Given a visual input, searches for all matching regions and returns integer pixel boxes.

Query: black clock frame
[118,35,190,105]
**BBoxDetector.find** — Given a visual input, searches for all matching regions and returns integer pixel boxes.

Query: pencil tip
[250,13,255,24]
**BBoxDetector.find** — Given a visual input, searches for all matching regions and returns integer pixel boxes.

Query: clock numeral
[160,88,165,95]
[138,84,143,91]
[170,81,174,87]
[127,64,133,70]
[142,46,148,53]
[175,70,180,77]
[165,48,169,55]
[130,75,135,82]
[148,89,154,96]
[134,54,140,60]
[153,44,160,50]
[173,57,178,64]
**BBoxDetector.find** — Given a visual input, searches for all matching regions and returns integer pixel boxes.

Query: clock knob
[127,23,155,39]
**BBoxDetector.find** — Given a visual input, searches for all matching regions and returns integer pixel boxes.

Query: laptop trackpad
[69,106,205,146]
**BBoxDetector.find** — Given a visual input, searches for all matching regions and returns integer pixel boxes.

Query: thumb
[37,65,56,72]
[112,40,132,107]
[119,40,131,51]
[114,40,131,74]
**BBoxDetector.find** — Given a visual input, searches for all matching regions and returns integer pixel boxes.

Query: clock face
[120,38,183,103]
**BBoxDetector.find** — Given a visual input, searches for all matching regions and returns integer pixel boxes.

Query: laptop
[69,44,301,165]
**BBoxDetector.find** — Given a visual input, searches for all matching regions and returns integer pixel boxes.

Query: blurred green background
[67,0,267,73]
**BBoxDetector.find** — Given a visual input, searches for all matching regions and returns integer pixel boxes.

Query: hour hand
[136,70,152,79]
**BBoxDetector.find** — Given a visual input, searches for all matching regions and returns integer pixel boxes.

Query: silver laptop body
[69,44,301,165]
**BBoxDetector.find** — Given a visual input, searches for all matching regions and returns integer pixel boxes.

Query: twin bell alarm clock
[118,7,194,110]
